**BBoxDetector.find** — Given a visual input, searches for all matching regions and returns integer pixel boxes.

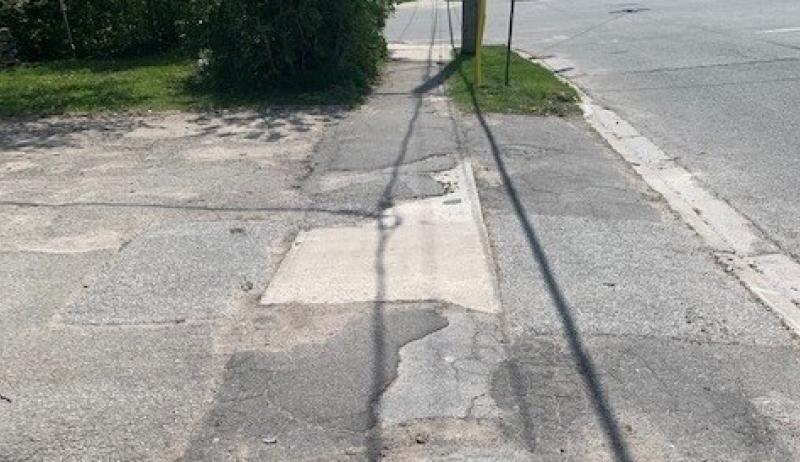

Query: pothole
[609,7,651,14]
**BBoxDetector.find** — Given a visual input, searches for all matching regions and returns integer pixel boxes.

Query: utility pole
[462,0,486,85]
[462,0,477,55]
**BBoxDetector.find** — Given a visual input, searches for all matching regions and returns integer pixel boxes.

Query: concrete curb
[514,48,800,337]
[459,157,504,317]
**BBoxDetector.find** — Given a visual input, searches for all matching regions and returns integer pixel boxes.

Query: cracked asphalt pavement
[2,3,800,460]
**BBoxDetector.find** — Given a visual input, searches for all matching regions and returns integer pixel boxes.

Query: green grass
[0,54,364,117]
[444,46,579,115]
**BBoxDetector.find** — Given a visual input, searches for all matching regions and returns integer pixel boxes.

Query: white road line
[755,27,800,34]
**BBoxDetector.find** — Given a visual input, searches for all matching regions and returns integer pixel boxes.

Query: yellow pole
[479,0,487,40]
[474,0,486,86]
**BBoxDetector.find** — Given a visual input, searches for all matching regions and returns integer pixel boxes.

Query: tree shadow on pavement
[0,108,348,152]
[453,63,634,461]
[185,108,348,142]
[0,116,148,150]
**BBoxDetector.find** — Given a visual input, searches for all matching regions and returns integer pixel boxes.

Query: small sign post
[505,0,517,86]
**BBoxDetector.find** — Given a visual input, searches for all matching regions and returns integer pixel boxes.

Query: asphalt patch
[183,302,448,460]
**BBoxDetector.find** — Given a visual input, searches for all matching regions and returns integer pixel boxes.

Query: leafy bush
[1,0,396,96]
[201,0,395,93]
[0,0,210,60]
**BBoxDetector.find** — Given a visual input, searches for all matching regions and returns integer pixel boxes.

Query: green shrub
[201,0,395,93]
[1,0,396,96]
[0,0,210,60]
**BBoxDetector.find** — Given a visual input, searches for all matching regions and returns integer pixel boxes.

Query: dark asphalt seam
[62,319,201,327]
[0,201,379,218]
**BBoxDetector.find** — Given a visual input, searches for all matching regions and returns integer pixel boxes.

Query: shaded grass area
[445,46,578,115]
[0,54,364,117]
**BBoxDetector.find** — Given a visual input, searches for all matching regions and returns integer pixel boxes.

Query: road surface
[388,0,800,259]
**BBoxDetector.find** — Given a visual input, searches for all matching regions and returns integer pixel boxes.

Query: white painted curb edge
[515,49,800,336]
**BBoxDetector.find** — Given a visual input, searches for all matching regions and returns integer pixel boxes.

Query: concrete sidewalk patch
[388,43,452,63]
[261,161,499,313]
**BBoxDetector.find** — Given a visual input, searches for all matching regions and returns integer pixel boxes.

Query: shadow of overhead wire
[367,2,441,460]
[452,62,634,462]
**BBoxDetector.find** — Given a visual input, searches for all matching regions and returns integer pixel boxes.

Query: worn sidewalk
[461,77,800,460]
[3,32,800,461]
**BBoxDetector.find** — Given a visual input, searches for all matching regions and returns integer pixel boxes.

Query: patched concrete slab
[261,163,499,313]
[0,323,220,461]
[0,251,109,332]
[63,221,290,325]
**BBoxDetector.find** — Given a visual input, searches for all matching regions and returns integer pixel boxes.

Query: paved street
[389,0,800,258]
